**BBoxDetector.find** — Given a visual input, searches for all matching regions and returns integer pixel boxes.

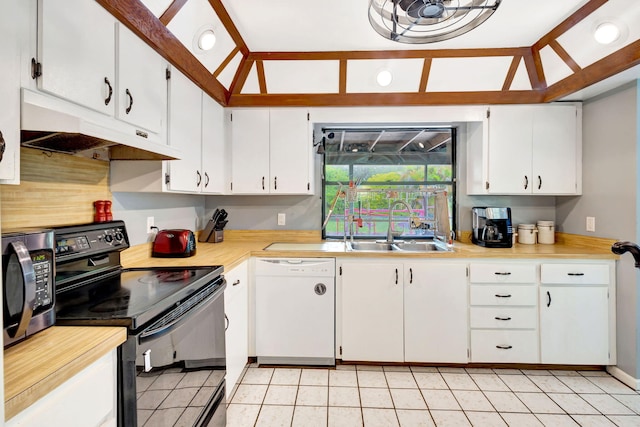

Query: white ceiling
[220,0,590,51]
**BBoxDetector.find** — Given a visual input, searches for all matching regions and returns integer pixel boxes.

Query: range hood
[20,89,182,161]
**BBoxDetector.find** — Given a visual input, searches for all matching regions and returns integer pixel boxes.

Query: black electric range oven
[53,221,226,427]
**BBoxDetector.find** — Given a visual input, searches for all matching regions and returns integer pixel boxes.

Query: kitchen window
[320,126,456,240]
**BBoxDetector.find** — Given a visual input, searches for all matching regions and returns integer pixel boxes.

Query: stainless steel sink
[347,241,394,251]
[346,240,452,252]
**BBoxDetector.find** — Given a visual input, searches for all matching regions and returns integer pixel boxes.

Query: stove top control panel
[54,220,130,260]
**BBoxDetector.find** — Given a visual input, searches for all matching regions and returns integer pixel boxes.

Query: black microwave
[2,229,55,348]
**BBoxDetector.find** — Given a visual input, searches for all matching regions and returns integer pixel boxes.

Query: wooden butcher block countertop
[121,230,618,270]
[4,326,126,420]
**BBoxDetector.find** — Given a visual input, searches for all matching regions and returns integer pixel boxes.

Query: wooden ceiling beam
[544,38,640,102]
[251,47,530,61]
[207,0,250,56]
[96,0,229,106]
[534,0,608,50]
[159,0,188,26]
[227,91,545,108]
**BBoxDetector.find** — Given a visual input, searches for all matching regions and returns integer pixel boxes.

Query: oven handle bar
[138,280,226,342]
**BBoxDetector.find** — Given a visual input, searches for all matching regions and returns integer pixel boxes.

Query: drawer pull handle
[496,345,513,350]
[547,291,552,307]
[494,316,512,321]
[232,280,240,286]
[494,272,511,276]
[495,294,512,298]
[567,272,585,276]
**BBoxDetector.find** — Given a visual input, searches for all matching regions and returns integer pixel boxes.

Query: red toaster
[151,229,197,258]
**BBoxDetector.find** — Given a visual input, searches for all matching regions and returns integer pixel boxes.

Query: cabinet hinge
[31,58,42,79]
[486,109,490,119]
[339,346,342,356]
[166,68,171,80]
[307,112,310,121]
[339,266,342,276]
[230,182,233,191]
[467,348,470,358]
[466,267,469,277]
[307,182,310,191]
[230,113,233,122]
[485,181,490,190]
[165,173,170,184]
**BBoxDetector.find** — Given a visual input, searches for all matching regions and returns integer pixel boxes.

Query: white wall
[556,80,640,378]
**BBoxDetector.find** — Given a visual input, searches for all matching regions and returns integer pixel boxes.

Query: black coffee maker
[471,207,513,248]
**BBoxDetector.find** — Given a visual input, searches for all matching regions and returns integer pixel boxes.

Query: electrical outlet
[586,216,596,232]
[147,216,155,232]
[277,213,286,226]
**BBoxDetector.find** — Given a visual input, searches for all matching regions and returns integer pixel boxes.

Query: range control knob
[115,231,124,241]
[104,234,114,243]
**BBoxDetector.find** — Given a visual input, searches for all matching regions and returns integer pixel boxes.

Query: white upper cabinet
[166,68,203,192]
[269,109,311,194]
[467,103,581,195]
[37,0,167,138]
[116,25,166,133]
[229,108,312,195]
[201,94,226,194]
[230,109,271,194]
[38,0,116,115]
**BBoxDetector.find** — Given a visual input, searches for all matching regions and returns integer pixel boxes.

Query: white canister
[517,224,537,244]
[537,220,555,244]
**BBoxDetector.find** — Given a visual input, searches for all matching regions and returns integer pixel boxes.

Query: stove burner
[138,270,196,284]
[90,295,131,313]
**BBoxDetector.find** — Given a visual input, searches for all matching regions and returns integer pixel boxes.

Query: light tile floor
[227,365,640,427]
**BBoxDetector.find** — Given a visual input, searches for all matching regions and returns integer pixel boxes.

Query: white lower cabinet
[404,263,468,363]
[469,262,539,363]
[224,261,249,400]
[340,259,468,363]
[340,261,404,362]
[6,350,117,427]
[539,263,613,365]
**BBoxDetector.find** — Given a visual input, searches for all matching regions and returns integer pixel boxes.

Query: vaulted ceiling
[97,0,640,107]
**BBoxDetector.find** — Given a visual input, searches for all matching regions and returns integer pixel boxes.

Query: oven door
[134,279,227,370]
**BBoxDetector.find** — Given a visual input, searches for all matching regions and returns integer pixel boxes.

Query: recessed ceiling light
[594,22,620,45]
[376,70,393,87]
[198,29,216,51]
[418,142,425,149]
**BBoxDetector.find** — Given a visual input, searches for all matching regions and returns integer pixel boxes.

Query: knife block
[210,230,223,243]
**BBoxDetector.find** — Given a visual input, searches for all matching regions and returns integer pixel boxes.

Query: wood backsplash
[0,148,112,229]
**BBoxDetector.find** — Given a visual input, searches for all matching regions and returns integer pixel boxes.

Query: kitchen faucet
[386,200,414,243]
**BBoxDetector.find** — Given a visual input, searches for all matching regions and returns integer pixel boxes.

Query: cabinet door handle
[494,272,511,276]
[0,130,5,163]
[494,316,512,321]
[567,272,585,276]
[395,268,398,285]
[196,170,202,186]
[232,280,240,286]
[204,172,209,188]
[409,268,413,284]
[496,345,513,350]
[262,176,265,190]
[546,291,551,307]
[495,294,512,298]
[274,176,277,190]
[524,175,529,190]
[104,77,113,105]
[538,175,542,190]
[125,88,133,114]
[224,314,229,331]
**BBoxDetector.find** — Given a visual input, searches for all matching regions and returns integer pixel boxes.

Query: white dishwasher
[255,258,335,366]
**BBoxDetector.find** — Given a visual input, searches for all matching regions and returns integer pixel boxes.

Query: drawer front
[470,307,537,329]
[470,285,537,306]
[471,330,539,363]
[470,263,537,284]
[540,264,610,285]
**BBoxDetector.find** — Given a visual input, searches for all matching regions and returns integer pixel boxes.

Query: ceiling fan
[369,0,502,44]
